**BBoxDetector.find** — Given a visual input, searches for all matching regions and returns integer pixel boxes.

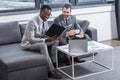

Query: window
[43,0,74,8]
[44,0,69,4]
[75,0,105,5]
[0,0,35,12]
[0,0,114,14]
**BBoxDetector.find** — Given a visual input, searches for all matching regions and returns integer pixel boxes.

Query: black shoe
[58,63,66,67]
[48,70,62,79]
[74,57,86,63]
[65,55,72,65]
[66,59,72,65]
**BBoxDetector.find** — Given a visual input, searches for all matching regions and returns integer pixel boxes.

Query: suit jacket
[21,15,49,49]
[54,14,84,45]
[54,14,84,33]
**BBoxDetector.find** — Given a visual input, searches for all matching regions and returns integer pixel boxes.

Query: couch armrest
[86,27,97,41]
[0,59,7,80]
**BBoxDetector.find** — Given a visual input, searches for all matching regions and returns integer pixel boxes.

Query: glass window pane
[0,0,35,11]
[44,0,69,4]
[78,0,103,3]
[106,0,114,2]
[77,0,104,5]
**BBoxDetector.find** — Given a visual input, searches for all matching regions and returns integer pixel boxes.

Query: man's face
[40,8,51,21]
[62,7,71,18]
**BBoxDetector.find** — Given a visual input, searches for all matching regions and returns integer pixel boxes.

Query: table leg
[72,56,74,79]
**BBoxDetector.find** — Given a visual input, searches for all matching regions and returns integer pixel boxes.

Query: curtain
[115,0,120,40]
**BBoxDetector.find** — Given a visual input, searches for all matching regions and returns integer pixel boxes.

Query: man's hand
[45,35,58,42]
[57,35,63,40]
[75,33,84,38]
[67,29,75,36]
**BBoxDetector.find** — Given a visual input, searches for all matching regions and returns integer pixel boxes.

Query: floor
[100,39,120,47]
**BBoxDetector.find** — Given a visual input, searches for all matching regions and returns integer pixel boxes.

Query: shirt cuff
[66,32,69,37]
[42,39,46,42]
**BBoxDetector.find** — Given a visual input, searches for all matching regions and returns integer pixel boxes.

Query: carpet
[49,46,120,80]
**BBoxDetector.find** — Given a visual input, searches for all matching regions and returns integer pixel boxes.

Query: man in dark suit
[54,4,90,65]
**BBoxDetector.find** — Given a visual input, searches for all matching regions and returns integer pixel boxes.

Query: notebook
[45,24,73,37]
[69,39,88,53]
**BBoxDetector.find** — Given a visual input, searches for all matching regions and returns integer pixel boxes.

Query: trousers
[28,40,59,71]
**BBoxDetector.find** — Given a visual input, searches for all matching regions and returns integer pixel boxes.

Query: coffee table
[56,41,114,79]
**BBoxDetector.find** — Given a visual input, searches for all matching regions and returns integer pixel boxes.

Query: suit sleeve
[25,21,45,44]
[74,16,84,34]
[54,17,69,38]
[54,18,60,25]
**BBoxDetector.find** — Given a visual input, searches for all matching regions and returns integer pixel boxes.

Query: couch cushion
[0,21,21,45]
[19,24,26,38]
[0,43,47,72]
[77,20,90,33]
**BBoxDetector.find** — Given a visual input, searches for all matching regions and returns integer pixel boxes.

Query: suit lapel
[60,15,66,27]
[67,15,72,26]
[34,16,42,36]
[60,15,73,27]
[37,17,43,35]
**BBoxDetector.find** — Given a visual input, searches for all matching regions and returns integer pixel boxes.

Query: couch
[0,20,97,80]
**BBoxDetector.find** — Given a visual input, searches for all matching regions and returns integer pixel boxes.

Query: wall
[0,4,117,41]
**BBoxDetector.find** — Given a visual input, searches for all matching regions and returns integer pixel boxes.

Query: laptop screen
[69,39,88,53]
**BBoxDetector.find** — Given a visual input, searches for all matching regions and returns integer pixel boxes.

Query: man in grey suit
[21,5,61,79]
[54,4,90,65]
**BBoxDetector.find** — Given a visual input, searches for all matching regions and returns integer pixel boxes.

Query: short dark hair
[62,4,72,10]
[41,5,52,11]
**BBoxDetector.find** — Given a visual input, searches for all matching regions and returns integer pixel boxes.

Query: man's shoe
[48,70,62,79]
[58,63,66,67]
[74,57,86,63]
[66,59,72,65]
[66,54,72,65]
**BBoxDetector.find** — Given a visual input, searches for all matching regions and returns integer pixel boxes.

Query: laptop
[69,39,88,53]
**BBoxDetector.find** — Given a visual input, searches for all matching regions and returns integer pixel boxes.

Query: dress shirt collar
[63,15,70,20]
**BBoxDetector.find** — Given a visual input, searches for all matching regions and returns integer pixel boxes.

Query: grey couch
[0,20,97,80]
[0,21,48,80]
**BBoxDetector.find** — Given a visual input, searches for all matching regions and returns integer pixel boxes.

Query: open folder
[45,24,67,37]
[45,24,73,37]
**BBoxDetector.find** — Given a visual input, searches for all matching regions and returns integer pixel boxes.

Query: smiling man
[21,5,61,79]
[54,4,89,66]
[54,4,86,45]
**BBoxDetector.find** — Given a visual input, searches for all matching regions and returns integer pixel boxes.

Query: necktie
[65,19,68,26]
[42,22,45,35]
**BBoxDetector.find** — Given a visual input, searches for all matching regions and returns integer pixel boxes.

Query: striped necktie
[42,22,45,35]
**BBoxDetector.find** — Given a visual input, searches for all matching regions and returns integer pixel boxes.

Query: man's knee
[39,42,47,48]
